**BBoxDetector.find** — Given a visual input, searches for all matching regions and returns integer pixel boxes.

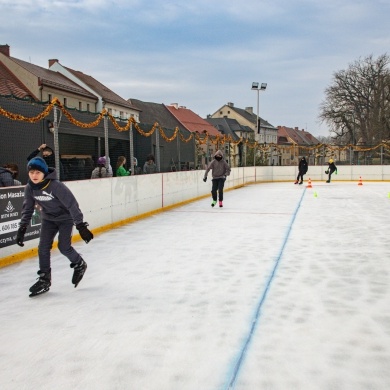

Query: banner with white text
[0,187,41,248]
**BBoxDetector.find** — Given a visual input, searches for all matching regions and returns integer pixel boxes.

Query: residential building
[165,103,221,168]
[210,102,278,145]
[0,60,34,100]
[128,99,195,171]
[0,44,98,108]
[49,59,140,121]
[277,126,320,166]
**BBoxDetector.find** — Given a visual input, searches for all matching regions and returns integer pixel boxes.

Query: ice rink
[1,181,390,390]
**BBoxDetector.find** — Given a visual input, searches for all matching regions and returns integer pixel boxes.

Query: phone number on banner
[0,220,20,235]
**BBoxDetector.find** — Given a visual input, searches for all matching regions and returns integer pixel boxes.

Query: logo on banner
[5,201,15,213]
[1,200,18,219]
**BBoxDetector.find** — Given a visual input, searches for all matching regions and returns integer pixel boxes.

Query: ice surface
[1,182,390,390]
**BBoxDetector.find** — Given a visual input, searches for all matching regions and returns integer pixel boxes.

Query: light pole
[251,82,267,165]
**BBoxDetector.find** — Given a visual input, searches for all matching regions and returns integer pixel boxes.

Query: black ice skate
[71,259,87,288]
[29,270,51,297]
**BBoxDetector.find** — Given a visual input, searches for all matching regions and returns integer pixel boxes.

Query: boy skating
[16,157,93,297]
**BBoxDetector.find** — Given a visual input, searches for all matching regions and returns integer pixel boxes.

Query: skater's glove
[16,224,27,247]
[203,177,207,182]
[76,222,94,244]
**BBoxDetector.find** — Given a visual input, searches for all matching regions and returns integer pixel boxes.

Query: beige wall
[0,53,40,98]
[212,104,278,145]
[43,88,97,110]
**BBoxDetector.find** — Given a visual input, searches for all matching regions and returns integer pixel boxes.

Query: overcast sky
[1,0,389,137]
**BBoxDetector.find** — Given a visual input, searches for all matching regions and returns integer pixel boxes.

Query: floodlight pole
[251,82,267,166]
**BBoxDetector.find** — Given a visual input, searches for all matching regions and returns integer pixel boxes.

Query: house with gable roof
[49,59,140,121]
[0,60,35,100]
[164,103,222,168]
[277,126,320,166]
[128,99,195,171]
[210,102,278,146]
[0,45,98,109]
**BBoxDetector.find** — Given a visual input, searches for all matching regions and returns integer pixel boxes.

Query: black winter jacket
[0,167,14,187]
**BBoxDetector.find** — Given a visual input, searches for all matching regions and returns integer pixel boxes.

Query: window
[79,102,82,110]
[63,97,67,107]
[87,104,90,112]
[48,93,52,103]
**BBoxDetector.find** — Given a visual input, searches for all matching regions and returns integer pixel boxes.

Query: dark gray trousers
[38,219,82,272]
[211,178,226,201]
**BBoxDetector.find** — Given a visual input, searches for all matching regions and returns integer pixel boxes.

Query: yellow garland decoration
[1,97,390,154]
[179,131,194,143]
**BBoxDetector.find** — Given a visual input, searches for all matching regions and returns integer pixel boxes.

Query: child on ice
[203,150,231,207]
[16,157,94,297]
[326,158,338,183]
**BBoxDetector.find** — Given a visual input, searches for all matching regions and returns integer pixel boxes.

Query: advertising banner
[0,187,41,248]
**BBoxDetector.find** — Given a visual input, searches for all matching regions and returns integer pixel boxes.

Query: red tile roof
[165,104,220,136]
[277,126,319,145]
[0,61,37,99]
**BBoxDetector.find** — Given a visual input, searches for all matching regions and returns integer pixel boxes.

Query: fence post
[156,126,160,172]
[53,105,60,180]
[129,122,134,174]
[104,115,109,170]
[177,131,181,171]
[381,145,383,165]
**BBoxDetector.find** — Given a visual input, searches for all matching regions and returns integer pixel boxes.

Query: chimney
[245,107,253,114]
[227,102,234,107]
[0,44,10,57]
[170,103,178,109]
[48,59,59,67]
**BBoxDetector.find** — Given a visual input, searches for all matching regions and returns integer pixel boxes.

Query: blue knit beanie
[27,157,48,174]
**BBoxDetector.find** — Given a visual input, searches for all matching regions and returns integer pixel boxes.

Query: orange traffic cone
[306,178,312,188]
[358,176,363,186]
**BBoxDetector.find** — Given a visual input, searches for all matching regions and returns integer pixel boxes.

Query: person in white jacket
[203,150,231,208]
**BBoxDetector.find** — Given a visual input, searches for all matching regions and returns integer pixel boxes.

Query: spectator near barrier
[0,165,14,187]
[27,144,65,180]
[143,154,157,174]
[116,156,130,176]
[2,163,22,186]
[91,157,109,179]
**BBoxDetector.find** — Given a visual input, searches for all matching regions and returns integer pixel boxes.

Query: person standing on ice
[295,156,308,185]
[16,157,93,297]
[203,150,231,207]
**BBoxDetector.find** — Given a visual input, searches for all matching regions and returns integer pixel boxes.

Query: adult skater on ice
[203,150,231,207]
[294,156,308,185]
[16,157,94,297]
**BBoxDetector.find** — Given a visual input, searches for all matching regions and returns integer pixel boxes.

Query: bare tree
[319,54,390,145]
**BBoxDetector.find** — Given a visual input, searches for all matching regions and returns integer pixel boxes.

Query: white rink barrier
[2,165,390,264]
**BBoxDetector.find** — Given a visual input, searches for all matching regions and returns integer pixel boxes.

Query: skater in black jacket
[326,159,337,183]
[295,157,308,185]
[16,157,94,297]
